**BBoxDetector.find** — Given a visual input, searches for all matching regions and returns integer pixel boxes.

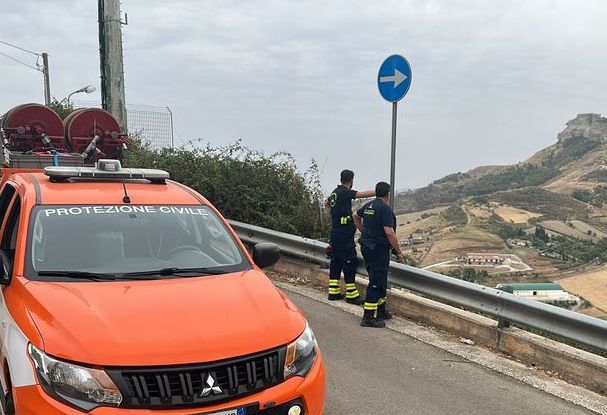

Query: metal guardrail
[229,220,607,352]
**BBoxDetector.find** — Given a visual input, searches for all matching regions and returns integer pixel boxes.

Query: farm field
[493,206,542,224]
[558,266,607,319]
[538,220,606,241]
[396,206,448,226]
[420,225,504,267]
[467,206,492,220]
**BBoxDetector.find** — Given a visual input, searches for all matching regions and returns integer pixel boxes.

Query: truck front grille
[108,348,284,409]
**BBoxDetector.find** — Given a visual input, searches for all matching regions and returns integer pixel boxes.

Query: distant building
[456,254,504,266]
[508,239,527,247]
[496,283,579,307]
[405,238,426,246]
[404,234,427,246]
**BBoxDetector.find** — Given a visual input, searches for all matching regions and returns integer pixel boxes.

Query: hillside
[396,113,607,217]
[394,114,607,319]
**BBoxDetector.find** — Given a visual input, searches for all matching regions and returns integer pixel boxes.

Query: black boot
[328,293,345,301]
[346,295,364,305]
[377,304,393,321]
[360,309,385,328]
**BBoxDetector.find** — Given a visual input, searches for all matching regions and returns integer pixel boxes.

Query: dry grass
[543,146,607,195]
[396,212,442,239]
[493,206,542,224]
[570,220,607,239]
[558,266,607,318]
[456,225,504,245]
[467,207,492,219]
[582,307,607,319]
[539,220,606,241]
[420,225,504,267]
[396,206,448,226]
[513,249,562,276]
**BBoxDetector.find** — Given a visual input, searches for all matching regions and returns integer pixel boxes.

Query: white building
[496,283,579,307]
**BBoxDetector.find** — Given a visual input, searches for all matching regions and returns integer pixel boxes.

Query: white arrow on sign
[380,68,407,88]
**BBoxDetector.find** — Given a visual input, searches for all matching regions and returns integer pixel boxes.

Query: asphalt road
[287,290,594,415]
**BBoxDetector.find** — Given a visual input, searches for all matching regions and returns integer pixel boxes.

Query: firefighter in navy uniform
[353,181,403,328]
[325,169,375,304]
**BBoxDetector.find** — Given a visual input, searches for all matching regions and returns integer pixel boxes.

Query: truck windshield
[26,205,250,280]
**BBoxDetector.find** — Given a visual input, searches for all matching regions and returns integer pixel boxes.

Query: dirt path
[461,204,472,225]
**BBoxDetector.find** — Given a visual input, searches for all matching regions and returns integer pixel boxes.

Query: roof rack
[43,159,169,184]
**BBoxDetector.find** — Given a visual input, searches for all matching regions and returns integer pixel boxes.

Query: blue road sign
[377,55,412,103]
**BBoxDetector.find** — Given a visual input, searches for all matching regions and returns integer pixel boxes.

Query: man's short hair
[340,169,355,184]
[376,182,390,198]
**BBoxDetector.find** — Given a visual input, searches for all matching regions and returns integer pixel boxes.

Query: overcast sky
[1,0,606,193]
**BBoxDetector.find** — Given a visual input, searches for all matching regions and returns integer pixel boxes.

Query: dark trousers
[329,245,357,283]
[361,244,390,314]
[328,234,360,299]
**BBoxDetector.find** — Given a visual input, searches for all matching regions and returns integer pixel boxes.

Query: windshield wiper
[36,270,122,281]
[36,270,172,281]
[123,267,229,278]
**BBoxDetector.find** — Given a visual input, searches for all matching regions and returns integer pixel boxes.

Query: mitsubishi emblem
[200,373,223,397]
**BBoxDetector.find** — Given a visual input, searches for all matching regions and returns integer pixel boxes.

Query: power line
[0,50,41,72]
[0,39,40,56]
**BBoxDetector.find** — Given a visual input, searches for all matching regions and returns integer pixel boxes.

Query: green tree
[461,268,477,282]
[535,226,549,242]
[47,99,74,120]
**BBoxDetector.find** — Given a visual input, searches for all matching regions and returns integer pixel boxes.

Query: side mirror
[252,243,280,269]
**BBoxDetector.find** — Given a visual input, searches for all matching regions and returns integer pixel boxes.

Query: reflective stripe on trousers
[328,279,340,295]
[345,283,360,299]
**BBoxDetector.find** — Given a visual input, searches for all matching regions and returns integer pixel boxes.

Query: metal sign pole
[377,54,411,210]
[389,101,397,209]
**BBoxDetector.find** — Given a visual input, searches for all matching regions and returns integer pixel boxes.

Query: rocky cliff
[557,114,607,143]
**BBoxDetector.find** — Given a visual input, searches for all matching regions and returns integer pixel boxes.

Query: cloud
[1,0,606,192]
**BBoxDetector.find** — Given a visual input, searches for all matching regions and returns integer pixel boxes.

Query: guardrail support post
[497,318,511,329]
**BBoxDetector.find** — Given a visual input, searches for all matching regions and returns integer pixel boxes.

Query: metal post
[41,52,51,106]
[167,106,175,148]
[66,92,77,107]
[98,0,107,111]
[389,101,398,209]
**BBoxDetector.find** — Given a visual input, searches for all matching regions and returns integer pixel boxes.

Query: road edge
[276,281,607,415]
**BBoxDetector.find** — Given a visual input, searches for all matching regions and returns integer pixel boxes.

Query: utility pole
[98,0,128,132]
[41,52,51,106]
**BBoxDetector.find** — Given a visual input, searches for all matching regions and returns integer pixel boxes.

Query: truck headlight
[284,323,318,379]
[27,344,122,410]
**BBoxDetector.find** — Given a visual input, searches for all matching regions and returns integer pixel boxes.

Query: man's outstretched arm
[355,190,375,199]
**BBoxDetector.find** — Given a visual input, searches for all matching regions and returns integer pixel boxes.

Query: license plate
[198,408,246,415]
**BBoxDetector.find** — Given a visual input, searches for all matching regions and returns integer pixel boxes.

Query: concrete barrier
[270,256,607,395]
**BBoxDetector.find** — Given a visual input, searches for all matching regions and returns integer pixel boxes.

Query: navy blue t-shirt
[357,198,396,249]
[328,185,357,231]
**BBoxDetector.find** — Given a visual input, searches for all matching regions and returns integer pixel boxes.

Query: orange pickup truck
[0,160,325,415]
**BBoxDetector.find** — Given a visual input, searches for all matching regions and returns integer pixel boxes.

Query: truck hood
[24,270,305,366]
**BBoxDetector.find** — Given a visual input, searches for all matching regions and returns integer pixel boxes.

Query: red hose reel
[0,103,128,167]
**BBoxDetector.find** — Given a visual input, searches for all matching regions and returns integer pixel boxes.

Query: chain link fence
[74,100,174,149]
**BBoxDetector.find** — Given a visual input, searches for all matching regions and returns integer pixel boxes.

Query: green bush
[433,172,469,185]
[496,224,525,239]
[439,267,489,283]
[583,170,607,182]
[572,189,593,203]
[440,204,467,225]
[123,140,330,238]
